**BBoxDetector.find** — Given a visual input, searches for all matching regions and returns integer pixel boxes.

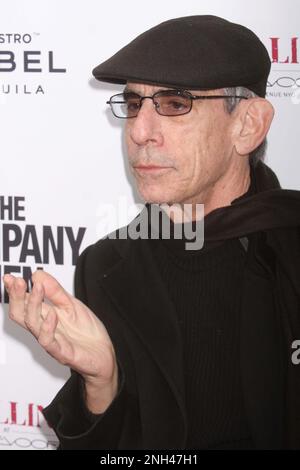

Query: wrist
[83,365,118,414]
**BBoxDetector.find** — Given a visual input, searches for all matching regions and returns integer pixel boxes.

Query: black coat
[43,161,300,449]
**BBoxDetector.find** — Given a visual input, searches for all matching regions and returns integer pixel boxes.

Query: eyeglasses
[106,89,248,118]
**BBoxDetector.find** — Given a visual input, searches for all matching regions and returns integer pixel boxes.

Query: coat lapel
[240,232,285,449]
[97,215,187,445]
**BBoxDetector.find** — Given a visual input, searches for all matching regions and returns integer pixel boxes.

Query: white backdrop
[0,0,299,450]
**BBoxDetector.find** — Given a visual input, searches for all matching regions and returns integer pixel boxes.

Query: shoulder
[74,225,129,303]
[76,221,138,274]
[77,227,127,274]
[77,204,149,270]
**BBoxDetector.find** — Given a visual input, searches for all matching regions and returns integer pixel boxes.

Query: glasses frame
[106,89,249,118]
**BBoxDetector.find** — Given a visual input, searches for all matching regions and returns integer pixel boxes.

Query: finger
[24,281,45,338]
[4,275,27,327]
[38,310,75,366]
[38,309,65,361]
[3,274,14,291]
[32,271,72,311]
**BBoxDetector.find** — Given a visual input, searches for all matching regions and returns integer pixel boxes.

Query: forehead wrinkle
[124,83,226,97]
[124,83,179,95]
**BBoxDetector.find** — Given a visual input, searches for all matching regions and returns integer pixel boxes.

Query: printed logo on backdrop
[267,36,300,101]
[0,195,86,449]
[0,32,67,97]
[0,401,58,450]
[0,195,86,302]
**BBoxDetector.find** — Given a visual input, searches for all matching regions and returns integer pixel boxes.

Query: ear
[233,98,274,156]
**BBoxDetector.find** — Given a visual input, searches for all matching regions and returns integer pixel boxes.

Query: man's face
[125,82,237,205]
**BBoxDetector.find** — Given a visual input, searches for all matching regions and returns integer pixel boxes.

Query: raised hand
[3,270,118,413]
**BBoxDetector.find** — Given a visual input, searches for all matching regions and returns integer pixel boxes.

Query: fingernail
[34,282,44,294]
[33,282,40,291]
[3,276,10,289]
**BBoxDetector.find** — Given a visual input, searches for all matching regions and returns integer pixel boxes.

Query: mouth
[133,164,172,175]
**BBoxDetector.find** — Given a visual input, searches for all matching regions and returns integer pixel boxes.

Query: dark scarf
[204,159,300,240]
[146,159,300,247]
[203,160,300,449]
[227,160,300,449]
[146,159,300,448]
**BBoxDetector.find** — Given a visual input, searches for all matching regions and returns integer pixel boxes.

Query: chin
[138,186,181,206]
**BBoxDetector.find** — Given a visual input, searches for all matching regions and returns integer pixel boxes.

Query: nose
[128,97,164,147]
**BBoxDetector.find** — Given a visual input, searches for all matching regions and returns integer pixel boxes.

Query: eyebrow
[123,86,138,94]
[123,86,179,94]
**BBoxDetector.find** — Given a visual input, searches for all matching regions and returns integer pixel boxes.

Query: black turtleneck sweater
[147,168,257,450]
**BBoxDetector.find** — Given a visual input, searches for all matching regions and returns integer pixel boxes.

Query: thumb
[31,270,72,309]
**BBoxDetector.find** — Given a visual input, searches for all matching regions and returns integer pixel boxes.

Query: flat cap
[92,15,271,97]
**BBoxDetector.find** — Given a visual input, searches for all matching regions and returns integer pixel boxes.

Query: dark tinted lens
[123,92,141,117]
[110,93,141,118]
[155,91,191,116]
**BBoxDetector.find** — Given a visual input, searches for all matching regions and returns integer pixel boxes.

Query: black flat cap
[92,15,271,98]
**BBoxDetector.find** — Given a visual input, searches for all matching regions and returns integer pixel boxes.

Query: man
[3,15,300,449]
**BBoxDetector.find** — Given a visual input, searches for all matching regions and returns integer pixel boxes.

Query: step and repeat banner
[0,0,299,450]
